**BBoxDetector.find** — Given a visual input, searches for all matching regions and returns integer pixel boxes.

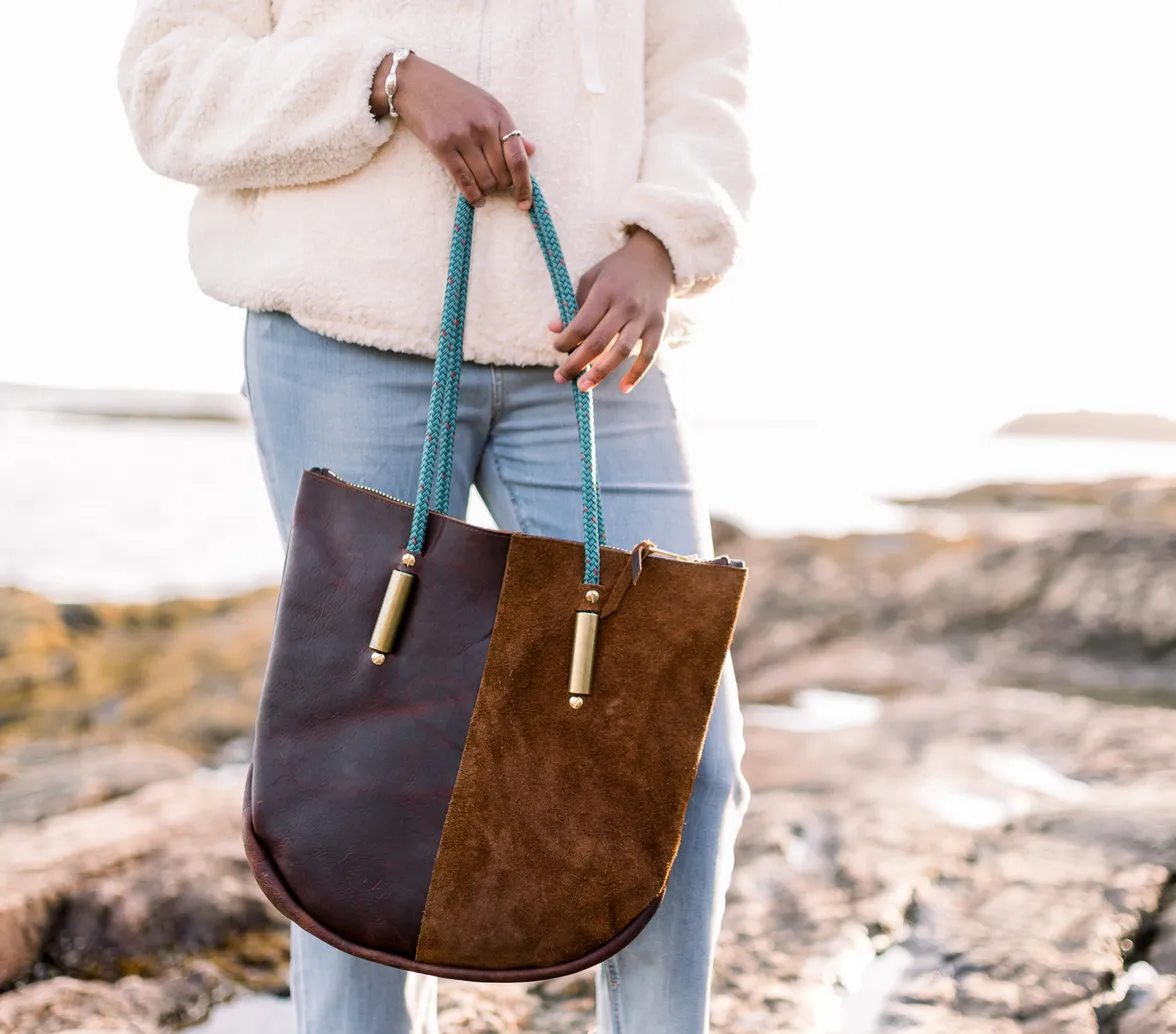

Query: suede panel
[247,470,508,959]
[414,534,747,970]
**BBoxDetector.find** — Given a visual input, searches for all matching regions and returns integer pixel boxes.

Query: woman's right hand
[373,53,535,211]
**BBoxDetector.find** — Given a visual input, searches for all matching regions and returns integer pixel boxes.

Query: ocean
[2,407,1172,603]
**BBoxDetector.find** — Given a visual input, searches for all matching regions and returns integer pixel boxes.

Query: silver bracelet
[384,47,413,118]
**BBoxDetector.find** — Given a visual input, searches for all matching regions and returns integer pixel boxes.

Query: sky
[2,1,1174,432]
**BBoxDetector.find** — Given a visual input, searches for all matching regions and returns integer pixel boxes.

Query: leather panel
[247,470,508,958]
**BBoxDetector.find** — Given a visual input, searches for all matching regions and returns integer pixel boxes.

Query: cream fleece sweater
[119,0,753,366]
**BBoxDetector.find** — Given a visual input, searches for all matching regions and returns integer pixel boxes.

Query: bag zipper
[310,468,411,508]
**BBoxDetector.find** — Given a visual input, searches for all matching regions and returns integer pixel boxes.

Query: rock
[202,929,290,997]
[528,970,595,1001]
[892,475,1176,542]
[1105,480,1176,528]
[998,411,1176,442]
[0,588,276,762]
[0,743,195,825]
[1116,989,1176,1034]
[710,517,747,556]
[732,527,1176,700]
[4,501,1176,1031]
[42,836,281,981]
[1,685,1170,1033]
[0,961,230,1034]
[890,475,1176,521]
[341,686,1176,1034]
[1143,890,1176,975]
[0,768,280,987]
[0,590,75,715]
[722,686,1176,1031]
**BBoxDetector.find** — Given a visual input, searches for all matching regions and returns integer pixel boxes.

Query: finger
[619,325,664,394]
[443,153,484,207]
[524,139,536,157]
[574,267,600,309]
[498,122,533,210]
[551,290,608,356]
[476,126,513,193]
[578,321,642,391]
[555,308,627,384]
[458,145,498,199]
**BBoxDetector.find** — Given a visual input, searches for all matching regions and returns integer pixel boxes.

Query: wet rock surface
[0,961,231,1034]
[717,688,1176,1032]
[728,526,1176,701]
[0,687,1170,1032]
[0,765,285,1007]
[0,743,195,825]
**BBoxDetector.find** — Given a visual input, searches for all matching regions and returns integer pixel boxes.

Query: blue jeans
[243,311,749,1034]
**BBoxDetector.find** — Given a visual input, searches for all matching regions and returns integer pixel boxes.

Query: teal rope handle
[405,178,605,585]
[406,202,474,555]
[432,202,474,519]
[528,183,607,574]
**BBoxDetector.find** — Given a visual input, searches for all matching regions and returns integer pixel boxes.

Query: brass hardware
[371,651,386,666]
[402,553,416,568]
[585,589,600,604]
[647,546,701,563]
[369,569,416,654]
[569,695,584,710]
[567,610,599,699]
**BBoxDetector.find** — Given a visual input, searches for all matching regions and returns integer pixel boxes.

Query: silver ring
[501,129,523,144]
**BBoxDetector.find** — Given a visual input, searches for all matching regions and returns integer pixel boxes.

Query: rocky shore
[1,474,1174,1032]
[2,689,1173,1033]
[724,476,1176,703]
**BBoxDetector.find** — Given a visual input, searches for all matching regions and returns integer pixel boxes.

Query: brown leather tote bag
[243,182,748,982]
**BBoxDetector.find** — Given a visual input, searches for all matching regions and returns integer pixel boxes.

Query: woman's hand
[551,229,675,394]
[371,53,535,210]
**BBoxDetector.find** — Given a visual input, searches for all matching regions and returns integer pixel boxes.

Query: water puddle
[976,749,1090,801]
[917,782,1030,829]
[836,944,915,1033]
[190,993,293,1033]
[743,689,883,733]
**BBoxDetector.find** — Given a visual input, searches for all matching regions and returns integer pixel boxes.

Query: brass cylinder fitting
[369,569,416,656]
[567,610,600,701]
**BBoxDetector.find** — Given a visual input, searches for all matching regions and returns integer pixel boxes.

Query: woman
[120,2,753,1031]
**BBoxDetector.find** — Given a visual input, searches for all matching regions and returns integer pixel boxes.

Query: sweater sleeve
[615,0,754,297]
[118,0,398,190]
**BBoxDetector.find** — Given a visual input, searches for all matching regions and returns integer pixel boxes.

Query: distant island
[998,410,1176,442]
[0,382,248,423]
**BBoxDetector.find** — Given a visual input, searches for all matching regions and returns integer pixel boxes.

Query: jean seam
[242,316,286,533]
[605,957,624,1034]
[490,365,504,424]
[487,442,530,534]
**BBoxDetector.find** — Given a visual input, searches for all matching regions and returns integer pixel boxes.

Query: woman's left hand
[551,229,674,394]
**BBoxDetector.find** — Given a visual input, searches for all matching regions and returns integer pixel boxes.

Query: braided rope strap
[528,180,606,583]
[432,200,475,519]
[403,179,605,585]
[406,200,475,554]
